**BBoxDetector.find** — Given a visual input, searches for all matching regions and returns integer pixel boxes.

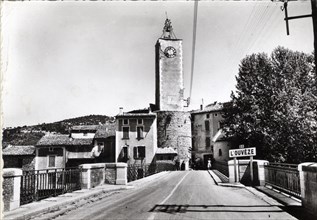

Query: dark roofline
[190,108,224,115]
[158,38,182,41]
[116,113,156,118]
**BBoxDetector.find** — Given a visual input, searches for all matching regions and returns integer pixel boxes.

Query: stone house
[35,124,115,170]
[212,129,231,162]
[191,102,231,169]
[2,145,36,170]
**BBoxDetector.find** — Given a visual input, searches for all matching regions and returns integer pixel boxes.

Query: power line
[189,0,199,104]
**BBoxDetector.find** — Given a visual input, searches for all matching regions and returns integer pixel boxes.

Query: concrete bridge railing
[2,163,127,212]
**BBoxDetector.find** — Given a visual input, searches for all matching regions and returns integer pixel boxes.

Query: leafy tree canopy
[223,46,316,163]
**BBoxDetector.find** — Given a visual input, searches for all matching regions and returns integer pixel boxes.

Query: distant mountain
[2,115,113,148]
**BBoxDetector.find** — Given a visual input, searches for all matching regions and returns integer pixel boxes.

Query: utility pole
[312,0,317,74]
[275,0,317,75]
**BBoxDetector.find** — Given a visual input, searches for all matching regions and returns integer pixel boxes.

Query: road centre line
[159,171,190,205]
[147,172,190,220]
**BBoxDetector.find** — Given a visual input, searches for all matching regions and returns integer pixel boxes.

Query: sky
[1,0,314,128]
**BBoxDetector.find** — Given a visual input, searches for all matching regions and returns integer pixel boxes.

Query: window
[48,155,56,167]
[206,137,211,148]
[205,120,210,131]
[206,114,210,119]
[49,147,54,152]
[133,146,146,159]
[219,149,222,157]
[123,119,129,125]
[137,126,144,139]
[123,127,129,139]
[215,113,218,117]
[137,119,143,125]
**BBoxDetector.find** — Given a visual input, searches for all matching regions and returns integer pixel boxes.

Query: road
[53,171,296,220]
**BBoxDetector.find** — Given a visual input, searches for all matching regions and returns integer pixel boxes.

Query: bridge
[2,161,317,219]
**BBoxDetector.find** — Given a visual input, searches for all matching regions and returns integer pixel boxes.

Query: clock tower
[155,18,184,111]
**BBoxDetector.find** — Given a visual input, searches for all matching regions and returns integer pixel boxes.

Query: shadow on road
[149,204,284,214]
[280,205,317,220]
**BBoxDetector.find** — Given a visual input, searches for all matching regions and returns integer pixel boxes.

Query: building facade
[191,102,231,169]
[35,124,115,170]
[115,110,157,165]
[2,145,36,170]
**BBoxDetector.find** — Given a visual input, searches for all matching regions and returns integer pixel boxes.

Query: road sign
[229,147,256,158]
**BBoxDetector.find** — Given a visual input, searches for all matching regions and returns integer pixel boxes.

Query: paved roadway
[54,171,297,220]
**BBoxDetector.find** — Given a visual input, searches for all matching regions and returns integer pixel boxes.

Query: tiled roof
[94,124,116,139]
[71,125,99,131]
[37,134,93,146]
[191,102,228,114]
[2,145,35,155]
[156,147,177,155]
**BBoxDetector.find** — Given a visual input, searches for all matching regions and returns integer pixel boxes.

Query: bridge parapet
[298,162,317,216]
[228,159,268,186]
[2,168,22,211]
[79,163,127,189]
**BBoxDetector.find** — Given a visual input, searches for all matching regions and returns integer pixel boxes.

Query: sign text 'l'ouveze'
[229,147,256,158]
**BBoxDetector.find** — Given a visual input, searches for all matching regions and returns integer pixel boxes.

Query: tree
[223,46,316,163]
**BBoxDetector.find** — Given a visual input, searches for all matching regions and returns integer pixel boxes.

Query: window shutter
[139,146,146,158]
[133,147,138,159]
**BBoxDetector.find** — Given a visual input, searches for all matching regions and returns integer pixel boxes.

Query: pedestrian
[207,158,211,170]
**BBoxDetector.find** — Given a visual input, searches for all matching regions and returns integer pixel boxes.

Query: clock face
[164,46,177,58]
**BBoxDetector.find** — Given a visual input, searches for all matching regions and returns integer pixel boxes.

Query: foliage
[223,47,316,163]
[2,114,111,148]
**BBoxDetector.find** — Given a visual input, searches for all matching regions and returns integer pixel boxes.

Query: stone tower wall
[156,111,192,161]
[155,39,184,111]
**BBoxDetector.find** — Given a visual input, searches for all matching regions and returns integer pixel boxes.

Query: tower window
[206,137,211,149]
[205,120,210,131]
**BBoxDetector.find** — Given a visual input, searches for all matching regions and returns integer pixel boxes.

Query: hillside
[2,115,113,148]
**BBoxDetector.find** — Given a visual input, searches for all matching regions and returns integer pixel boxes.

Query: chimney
[119,107,123,115]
